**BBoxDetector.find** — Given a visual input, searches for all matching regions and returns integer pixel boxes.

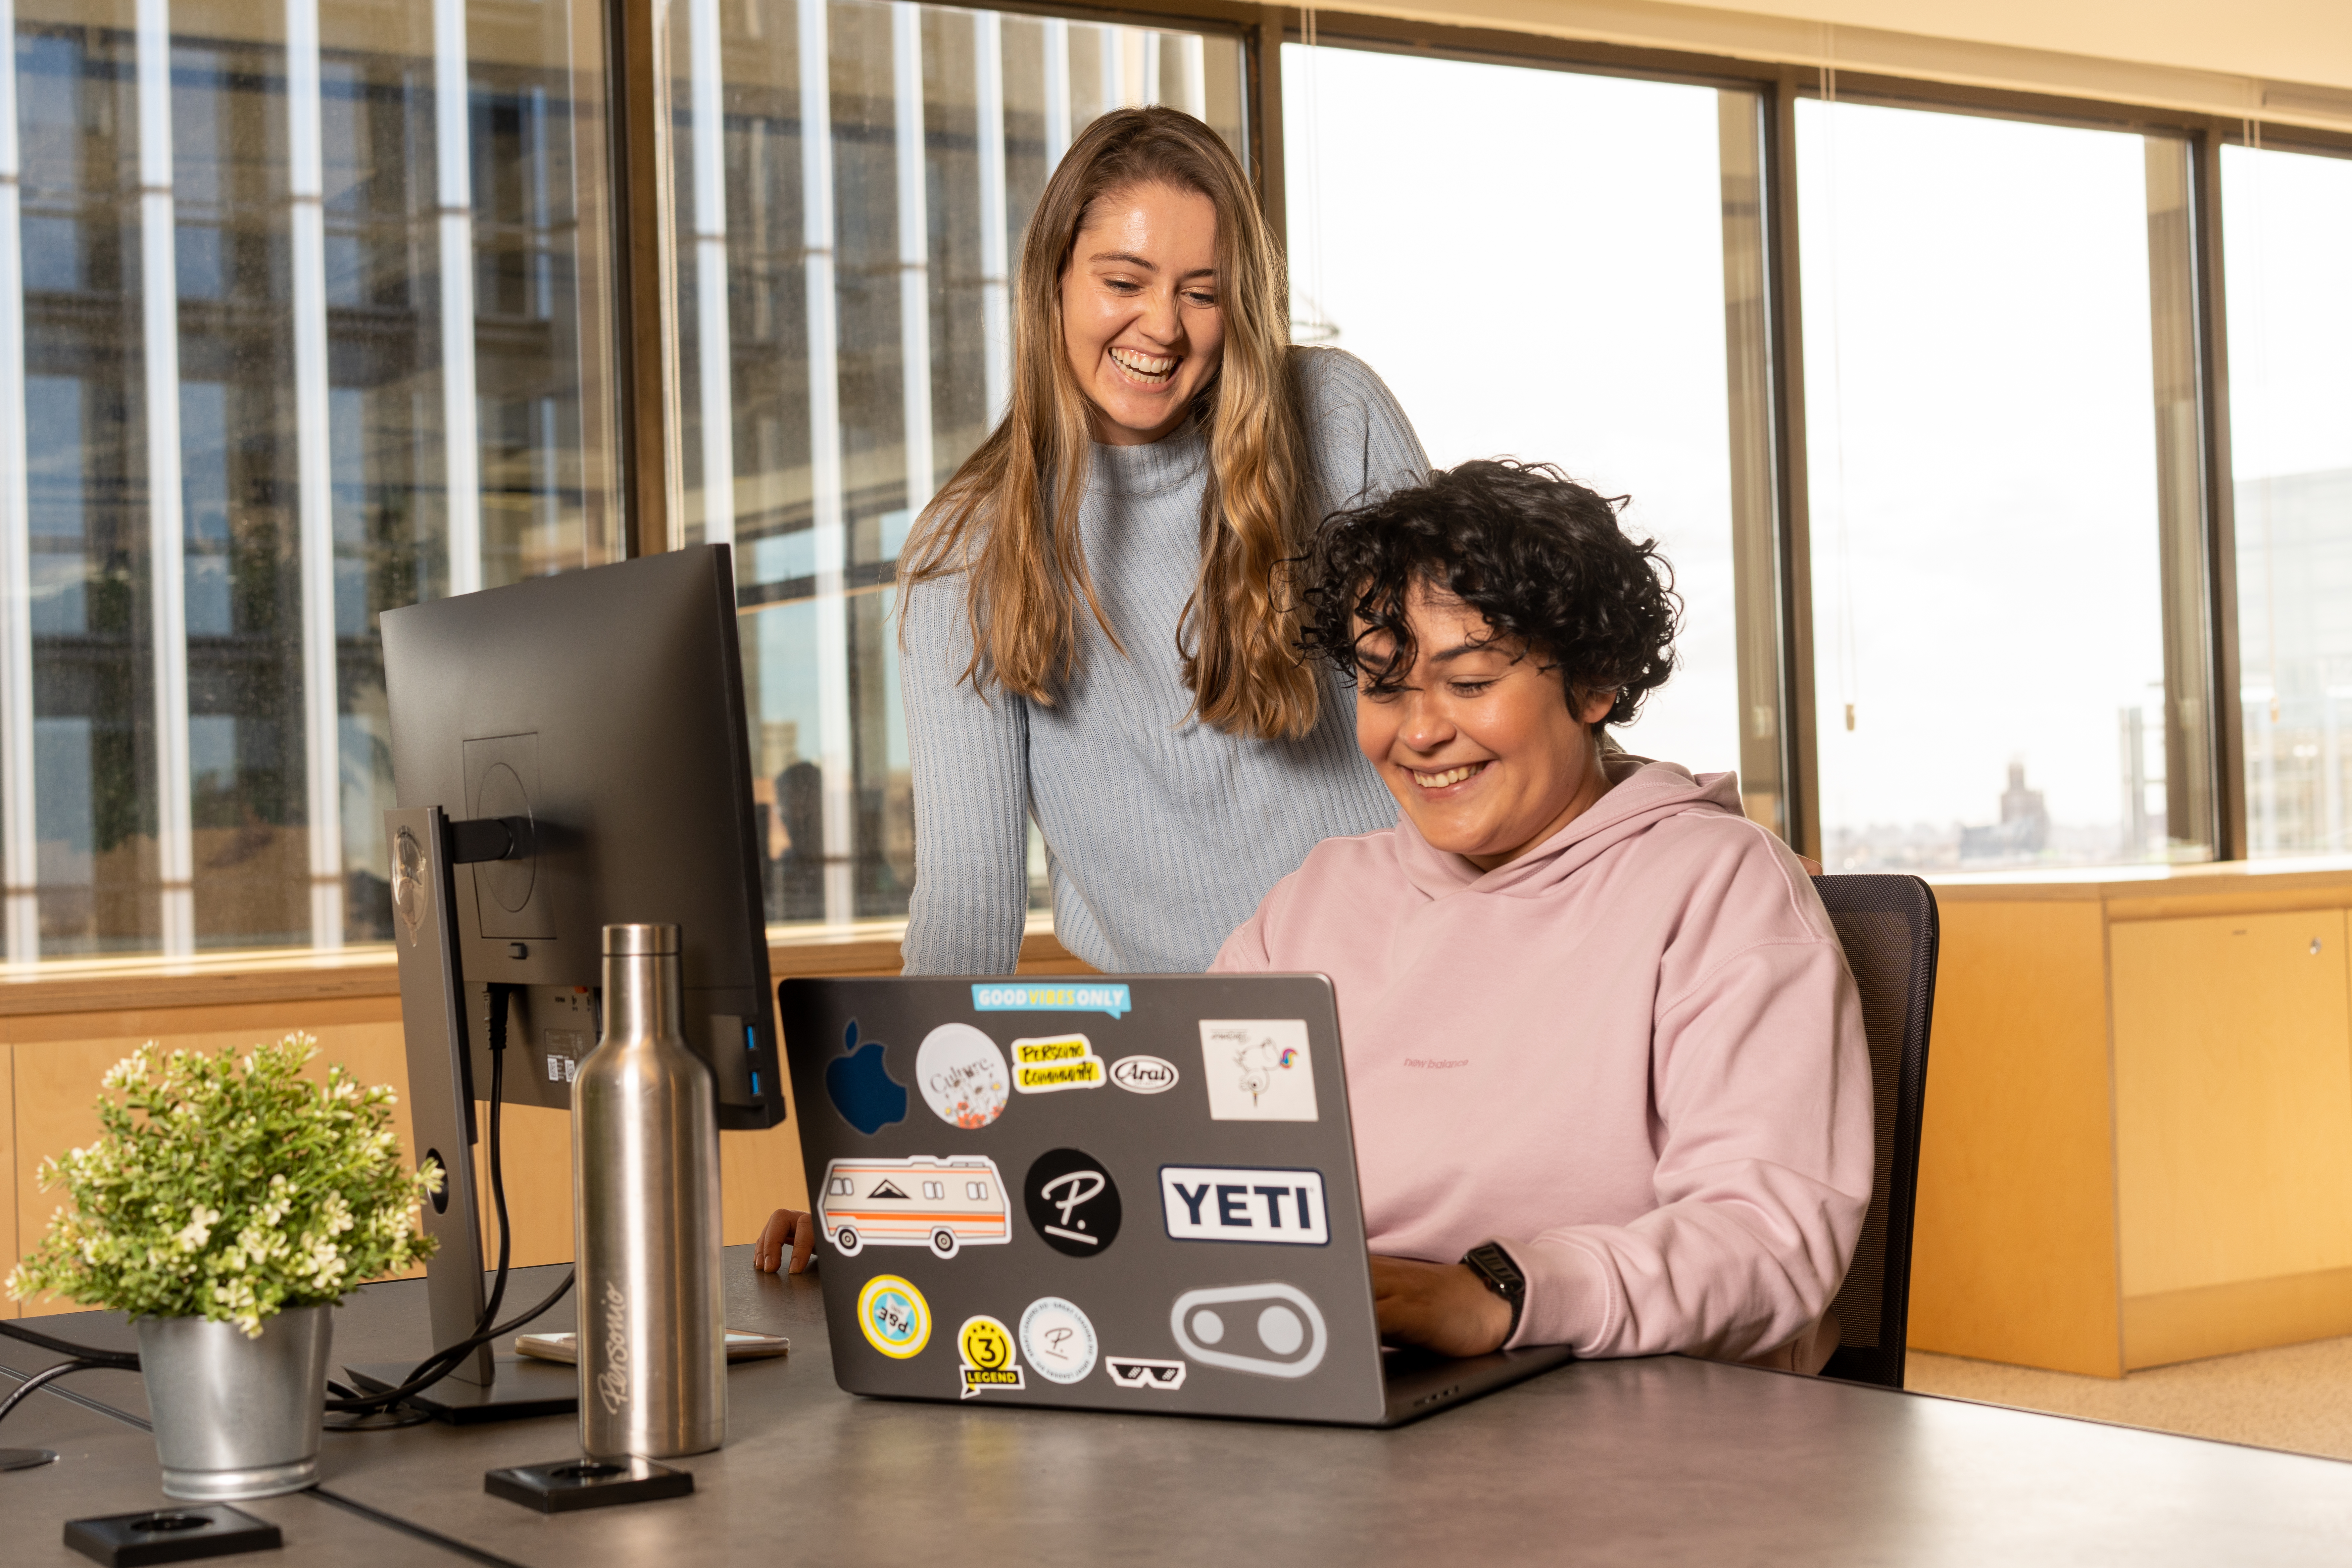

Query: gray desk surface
[8,1246,2352,1566]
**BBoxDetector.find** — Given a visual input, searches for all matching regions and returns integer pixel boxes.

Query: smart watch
[1461,1241,1526,1344]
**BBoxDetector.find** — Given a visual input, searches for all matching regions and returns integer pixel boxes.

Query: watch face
[1469,1245,1525,1296]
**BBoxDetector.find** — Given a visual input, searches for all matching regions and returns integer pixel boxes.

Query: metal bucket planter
[136,1304,331,1500]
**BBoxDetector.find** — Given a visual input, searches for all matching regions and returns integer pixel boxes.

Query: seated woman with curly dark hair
[1212,460,1872,1371]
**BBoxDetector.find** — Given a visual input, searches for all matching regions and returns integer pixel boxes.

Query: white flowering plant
[6,1034,441,1336]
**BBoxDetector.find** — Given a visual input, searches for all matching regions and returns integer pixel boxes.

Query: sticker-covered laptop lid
[779,974,1389,1425]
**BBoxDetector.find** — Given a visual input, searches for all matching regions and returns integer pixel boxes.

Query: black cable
[0,1321,138,1367]
[0,1358,110,1428]
[324,983,526,1417]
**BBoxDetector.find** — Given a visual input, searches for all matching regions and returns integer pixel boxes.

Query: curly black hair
[1296,460,1680,729]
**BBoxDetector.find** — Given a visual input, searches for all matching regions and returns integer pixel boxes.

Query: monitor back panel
[780,975,1389,1425]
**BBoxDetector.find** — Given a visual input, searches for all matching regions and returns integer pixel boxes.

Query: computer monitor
[382,543,785,1130]
[364,544,783,1418]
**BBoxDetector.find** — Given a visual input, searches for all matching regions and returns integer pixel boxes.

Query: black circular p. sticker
[1024,1147,1122,1258]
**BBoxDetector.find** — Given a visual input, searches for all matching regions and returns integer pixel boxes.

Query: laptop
[777,973,1574,1426]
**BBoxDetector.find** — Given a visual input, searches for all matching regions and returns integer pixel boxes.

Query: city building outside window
[2224,138,2352,857]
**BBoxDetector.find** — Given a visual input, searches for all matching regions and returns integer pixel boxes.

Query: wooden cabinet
[1914,866,2352,1375]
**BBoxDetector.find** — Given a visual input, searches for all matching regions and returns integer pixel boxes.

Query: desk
[8,1246,2352,1565]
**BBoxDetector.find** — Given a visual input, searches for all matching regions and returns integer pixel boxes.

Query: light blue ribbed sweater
[898,347,1430,975]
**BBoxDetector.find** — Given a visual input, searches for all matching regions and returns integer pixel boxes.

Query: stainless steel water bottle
[573,923,726,1458]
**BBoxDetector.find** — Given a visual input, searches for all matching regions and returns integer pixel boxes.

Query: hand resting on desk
[753,1207,818,1275]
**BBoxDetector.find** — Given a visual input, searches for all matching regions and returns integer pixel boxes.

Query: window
[1283,42,1788,829]
[1800,98,2214,872]
[921,1179,943,1199]
[829,1175,852,1196]
[668,0,1245,927]
[2,0,619,958]
[2224,140,2352,856]
[965,1180,986,1200]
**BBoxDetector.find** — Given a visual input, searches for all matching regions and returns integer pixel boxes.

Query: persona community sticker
[856,1274,932,1360]
[1198,1020,1318,1122]
[1018,1296,1099,1384]
[1109,1054,1179,1094]
[915,1022,1011,1129]
[1010,1034,1106,1094]
[957,1315,1025,1399]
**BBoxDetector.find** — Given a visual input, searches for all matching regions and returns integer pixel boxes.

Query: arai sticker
[1018,1295,1099,1384]
[856,1274,932,1360]
[1010,1034,1106,1094]
[915,1022,1011,1129]
[957,1315,1025,1399]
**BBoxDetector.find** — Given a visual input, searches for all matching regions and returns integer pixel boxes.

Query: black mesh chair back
[1811,873,1939,1389]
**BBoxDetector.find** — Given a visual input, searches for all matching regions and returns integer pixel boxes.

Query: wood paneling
[1910,898,2122,1376]
[2112,910,2352,1298]
[2124,1268,2352,1370]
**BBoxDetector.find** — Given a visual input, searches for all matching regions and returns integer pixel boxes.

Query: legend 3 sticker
[1159,1166,1328,1245]
[957,1316,1025,1399]
[1010,1034,1106,1094]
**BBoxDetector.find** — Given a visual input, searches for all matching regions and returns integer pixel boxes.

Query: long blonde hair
[901,107,1318,740]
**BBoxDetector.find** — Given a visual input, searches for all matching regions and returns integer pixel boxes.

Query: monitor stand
[342,1356,579,1425]
[380,804,579,1425]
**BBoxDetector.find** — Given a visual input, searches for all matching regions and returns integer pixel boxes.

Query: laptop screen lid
[779,974,1391,1424]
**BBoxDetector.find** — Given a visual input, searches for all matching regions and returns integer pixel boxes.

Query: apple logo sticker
[824,1018,907,1135]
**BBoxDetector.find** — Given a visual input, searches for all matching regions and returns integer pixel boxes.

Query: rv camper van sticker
[1009,1034,1106,1094]
[1158,1166,1330,1245]
[1018,1296,1099,1385]
[1198,1020,1318,1122]
[915,1022,1011,1129]
[856,1274,932,1360]
[1023,1147,1124,1257]
[824,1019,908,1135]
[819,1156,1012,1259]
[957,1316,1025,1398]
[1169,1282,1329,1379]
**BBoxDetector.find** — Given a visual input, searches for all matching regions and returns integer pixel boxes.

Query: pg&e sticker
[958,1315,1024,1398]
[856,1274,932,1360]
[1198,1021,1317,1122]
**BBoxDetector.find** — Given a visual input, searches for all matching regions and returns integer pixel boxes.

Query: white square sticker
[1197,1020,1318,1122]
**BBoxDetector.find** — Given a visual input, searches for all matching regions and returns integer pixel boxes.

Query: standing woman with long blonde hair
[897,106,1426,977]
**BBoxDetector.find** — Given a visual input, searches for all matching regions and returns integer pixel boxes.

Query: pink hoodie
[1212,756,1873,1367]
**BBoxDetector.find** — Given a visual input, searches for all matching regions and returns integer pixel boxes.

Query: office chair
[1811,873,1940,1390]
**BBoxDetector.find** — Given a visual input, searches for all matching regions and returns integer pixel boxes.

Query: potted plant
[7,1034,440,1499]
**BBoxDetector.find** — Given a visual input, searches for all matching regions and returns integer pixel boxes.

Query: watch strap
[1462,1242,1527,1344]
